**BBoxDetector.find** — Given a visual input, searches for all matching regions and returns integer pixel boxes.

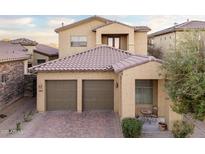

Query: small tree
[148,45,163,59]
[162,30,205,120]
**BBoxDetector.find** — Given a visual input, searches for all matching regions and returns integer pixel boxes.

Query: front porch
[101,34,128,50]
[118,61,182,130]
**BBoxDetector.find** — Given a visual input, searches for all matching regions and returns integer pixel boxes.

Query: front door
[108,37,120,49]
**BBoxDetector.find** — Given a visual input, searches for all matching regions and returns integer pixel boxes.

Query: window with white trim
[71,36,87,47]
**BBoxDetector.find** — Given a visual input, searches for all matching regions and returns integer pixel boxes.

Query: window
[114,38,120,49]
[135,80,153,104]
[28,63,32,68]
[71,36,87,47]
[108,37,113,47]
[37,59,46,64]
[0,73,8,83]
[164,36,166,40]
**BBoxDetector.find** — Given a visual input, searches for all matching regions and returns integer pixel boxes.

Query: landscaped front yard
[0,97,204,138]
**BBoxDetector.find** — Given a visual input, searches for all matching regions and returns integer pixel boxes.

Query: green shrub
[16,122,22,131]
[172,120,194,138]
[121,118,142,138]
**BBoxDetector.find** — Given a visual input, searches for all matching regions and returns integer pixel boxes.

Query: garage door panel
[83,80,114,110]
[46,80,77,111]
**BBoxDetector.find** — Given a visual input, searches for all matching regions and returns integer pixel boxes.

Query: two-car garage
[46,80,114,111]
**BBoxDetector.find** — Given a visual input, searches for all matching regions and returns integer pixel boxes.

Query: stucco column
[157,79,166,117]
[37,74,45,112]
[128,31,135,51]
[120,74,135,118]
[23,60,28,74]
[77,79,82,112]
[96,30,102,46]
[158,79,182,130]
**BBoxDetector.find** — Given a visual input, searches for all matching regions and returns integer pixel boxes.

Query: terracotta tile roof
[34,44,58,56]
[113,55,161,73]
[0,41,30,63]
[11,38,38,46]
[31,45,161,73]
[149,20,205,37]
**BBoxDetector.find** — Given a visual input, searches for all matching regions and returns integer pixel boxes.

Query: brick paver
[10,111,122,138]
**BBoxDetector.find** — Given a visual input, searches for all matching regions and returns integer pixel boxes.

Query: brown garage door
[46,80,77,111]
[83,80,114,111]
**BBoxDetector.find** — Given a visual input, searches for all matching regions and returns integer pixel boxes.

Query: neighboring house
[0,41,29,110]
[33,44,58,65]
[55,15,151,58]
[11,38,38,67]
[148,20,205,54]
[11,38,58,66]
[31,16,181,129]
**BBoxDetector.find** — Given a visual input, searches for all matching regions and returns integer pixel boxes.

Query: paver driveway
[13,111,122,138]
[0,97,122,138]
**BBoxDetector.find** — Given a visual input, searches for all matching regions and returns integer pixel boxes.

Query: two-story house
[56,16,150,57]
[148,20,205,54]
[32,16,181,129]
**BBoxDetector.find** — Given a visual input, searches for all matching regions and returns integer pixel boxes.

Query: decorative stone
[0,61,24,110]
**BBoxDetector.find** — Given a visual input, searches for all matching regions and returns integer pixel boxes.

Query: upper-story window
[71,36,87,47]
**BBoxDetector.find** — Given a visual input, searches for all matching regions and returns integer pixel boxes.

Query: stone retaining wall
[0,61,25,110]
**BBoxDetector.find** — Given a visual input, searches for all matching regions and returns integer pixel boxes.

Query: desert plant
[172,120,194,138]
[16,122,22,131]
[23,111,34,122]
[121,118,142,138]
[162,30,205,121]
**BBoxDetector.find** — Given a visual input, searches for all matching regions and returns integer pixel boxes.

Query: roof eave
[114,58,163,73]
[33,49,58,57]
[0,56,30,63]
[55,15,113,33]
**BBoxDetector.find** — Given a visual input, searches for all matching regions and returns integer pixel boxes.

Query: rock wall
[0,61,24,110]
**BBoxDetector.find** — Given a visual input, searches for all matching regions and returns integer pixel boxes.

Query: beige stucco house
[32,16,181,130]
[11,38,59,67]
[33,44,58,65]
[148,20,205,54]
